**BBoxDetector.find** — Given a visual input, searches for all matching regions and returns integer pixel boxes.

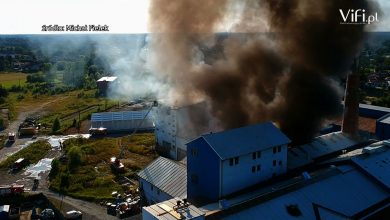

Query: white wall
[139,178,173,205]
[221,145,288,197]
[154,106,178,159]
[91,119,154,131]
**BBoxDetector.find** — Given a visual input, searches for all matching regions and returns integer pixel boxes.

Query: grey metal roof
[352,143,390,189]
[91,111,152,122]
[379,113,390,124]
[197,122,291,160]
[204,163,390,220]
[142,198,204,220]
[288,132,357,170]
[138,157,187,198]
[359,103,390,113]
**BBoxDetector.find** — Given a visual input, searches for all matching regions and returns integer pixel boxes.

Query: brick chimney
[342,58,360,137]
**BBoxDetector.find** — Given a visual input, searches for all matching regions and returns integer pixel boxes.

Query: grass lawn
[49,133,157,202]
[0,140,52,169]
[4,89,116,133]
[0,72,27,88]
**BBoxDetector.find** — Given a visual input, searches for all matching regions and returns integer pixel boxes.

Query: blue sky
[0,0,388,34]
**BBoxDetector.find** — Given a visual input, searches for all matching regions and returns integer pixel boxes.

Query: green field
[49,134,157,202]
[0,140,52,169]
[0,72,27,88]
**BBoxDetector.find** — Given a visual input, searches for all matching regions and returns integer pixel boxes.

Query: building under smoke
[97,76,118,96]
[153,101,214,160]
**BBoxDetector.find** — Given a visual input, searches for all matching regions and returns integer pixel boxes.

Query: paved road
[0,97,66,162]
[43,191,118,220]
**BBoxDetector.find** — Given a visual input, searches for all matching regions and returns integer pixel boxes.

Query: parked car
[8,133,16,142]
[65,210,82,219]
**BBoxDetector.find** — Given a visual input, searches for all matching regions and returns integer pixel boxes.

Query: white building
[90,110,154,133]
[138,157,187,205]
[153,102,213,160]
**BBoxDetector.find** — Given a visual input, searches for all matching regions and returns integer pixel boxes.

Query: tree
[49,159,59,179]
[0,117,4,130]
[68,146,82,171]
[52,117,61,133]
[72,118,77,128]
[0,84,8,98]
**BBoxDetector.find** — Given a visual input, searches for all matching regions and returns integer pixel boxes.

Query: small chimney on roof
[342,58,360,137]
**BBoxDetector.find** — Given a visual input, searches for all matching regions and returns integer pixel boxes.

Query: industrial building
[186,122,290,204]
[96,76,118,95]
[142,138,390,220]
[153,102,214,161]
[138,157,187,205]
[90,110,154,133]
[376,113,390,140]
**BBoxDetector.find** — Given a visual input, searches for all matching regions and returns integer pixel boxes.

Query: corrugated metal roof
[352,144,390,189]
[210,165,389,220]
[198,122,290,160]
[138,157,187,198]
[143,198,204,220]
[379,113,390,124]
[97,76,117,82]
[359,103,390,113]
[91,111,152,122]
[288,132,357,170]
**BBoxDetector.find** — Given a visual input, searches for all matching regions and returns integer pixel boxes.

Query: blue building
[359,103,390,119]
[144,140,390,220]
[376,113,390,140]
[138,157,187,205]
[186,122,291,204]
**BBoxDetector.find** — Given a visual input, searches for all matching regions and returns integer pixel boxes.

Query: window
[191,174,198,184]
[278,146,282,152]
[257,165,261,171]
[273,147,277,154]
[230,157,239,166]
[253,151,261,159]
[191,148,198,157]
[234,157,239,165]
[251,166,256,173]
[279,160,282,166]
[273,160,276,166]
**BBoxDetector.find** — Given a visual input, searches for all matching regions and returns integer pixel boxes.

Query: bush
[68,146,82,171]
[49,159,59,179]
[17,94,24,100]
[52,117,61,133]
[0,117,3,130]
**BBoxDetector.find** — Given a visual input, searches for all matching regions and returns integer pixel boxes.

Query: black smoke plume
[148,0,377,144]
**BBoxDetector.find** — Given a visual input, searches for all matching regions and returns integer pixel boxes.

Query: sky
[0,0,388,34]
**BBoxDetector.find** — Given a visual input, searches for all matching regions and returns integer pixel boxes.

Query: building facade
[153,102,213,160]
[186,122,291,204]
[90,110,154,133]
[138,157,187,205]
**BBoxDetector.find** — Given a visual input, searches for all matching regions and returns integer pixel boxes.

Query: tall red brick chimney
[342,58,360,137]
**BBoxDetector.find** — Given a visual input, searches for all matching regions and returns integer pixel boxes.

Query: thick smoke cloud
[148,0,377,144]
